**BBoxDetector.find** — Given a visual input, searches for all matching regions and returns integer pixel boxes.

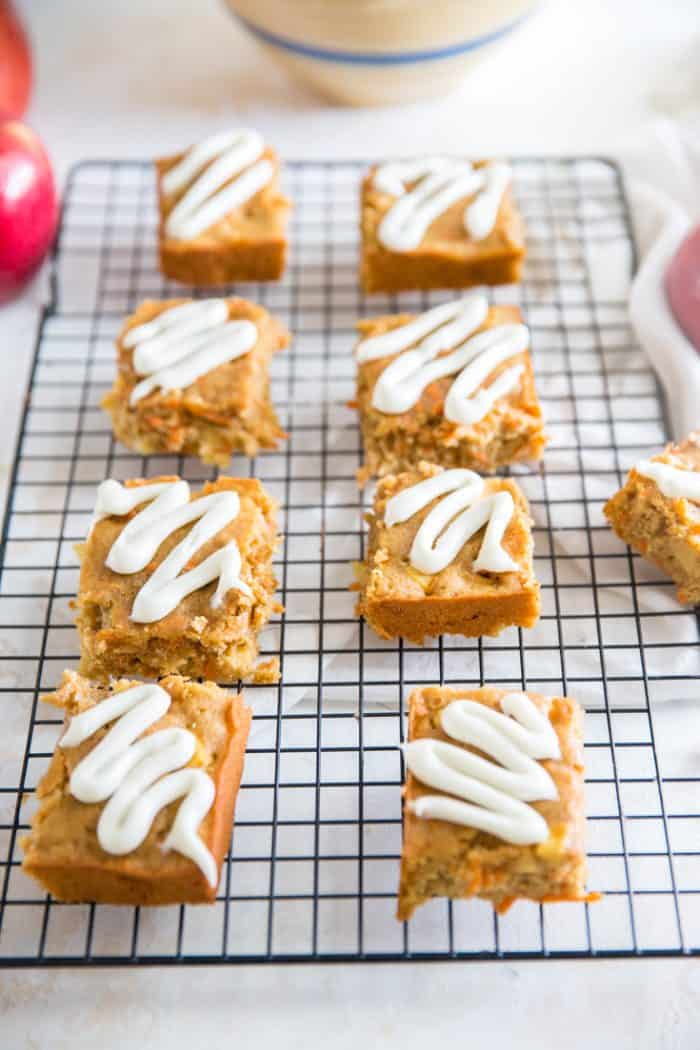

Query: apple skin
[0,121,58,303]
[666,225,700,353]
[0,1,32,119]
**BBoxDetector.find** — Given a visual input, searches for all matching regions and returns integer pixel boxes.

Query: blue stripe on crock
[232,12,531,65]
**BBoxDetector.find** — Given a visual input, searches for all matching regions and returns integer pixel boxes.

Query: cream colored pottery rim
[225,0,537,57]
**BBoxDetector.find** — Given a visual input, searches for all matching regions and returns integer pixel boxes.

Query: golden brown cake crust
[360,161,526,294]
[355,462,540,643]
[397,685,589,920]
[156,146,291,285]
[75,475,280,682]
[21,670,252,906]
[102,297,288,466]
[356,304,547,482]
[604,431,700,604]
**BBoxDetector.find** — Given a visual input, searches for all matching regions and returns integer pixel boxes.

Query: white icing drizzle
[123,299,258,405]
[61,683,217,885]
[94,478,253,623]
[464,162,512,241]
[356,292,529,424]
[384,468,519,575]
[163,128,273,241]
[373,158,511,250]
[403,693,561,845]
[356,298,483,364]
[635,458,700,502]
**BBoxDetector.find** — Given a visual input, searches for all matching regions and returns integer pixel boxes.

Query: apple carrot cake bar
[398,685,590,920]
[360,158,525,294]
[156,128,291,285]
[102,297,288,466]
[604,431,700,604]
[354,461,540,643]
[355,292,546,482]
[75,475,280,682]
[22,671,252,905]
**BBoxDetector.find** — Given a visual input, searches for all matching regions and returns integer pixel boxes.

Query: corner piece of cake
[397,685,591,920]
[156,127,291,285]
[604,431,700,604]
[74,475,280,682]
[354,462,540,643]
[102,296,288,465]
[360,157,525,294]
[355,291,546,482]
[22,671,252,906]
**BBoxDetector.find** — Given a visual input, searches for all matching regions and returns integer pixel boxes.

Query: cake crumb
[251,657,280,684]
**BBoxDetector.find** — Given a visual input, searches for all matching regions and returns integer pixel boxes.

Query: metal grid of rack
[0,158,698,967]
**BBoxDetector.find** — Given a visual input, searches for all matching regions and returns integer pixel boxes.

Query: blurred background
[11,0,700,177]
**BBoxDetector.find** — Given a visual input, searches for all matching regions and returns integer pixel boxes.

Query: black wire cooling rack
[0,158,698,968]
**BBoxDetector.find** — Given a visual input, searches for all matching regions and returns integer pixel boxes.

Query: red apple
[0,1,32,119]
[666,224,700,352]
[0,121,58,303]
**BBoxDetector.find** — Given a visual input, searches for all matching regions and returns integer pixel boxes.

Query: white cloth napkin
[625,117,700,439]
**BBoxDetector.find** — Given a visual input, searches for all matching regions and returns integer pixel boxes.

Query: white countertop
[3,0,700,1045]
